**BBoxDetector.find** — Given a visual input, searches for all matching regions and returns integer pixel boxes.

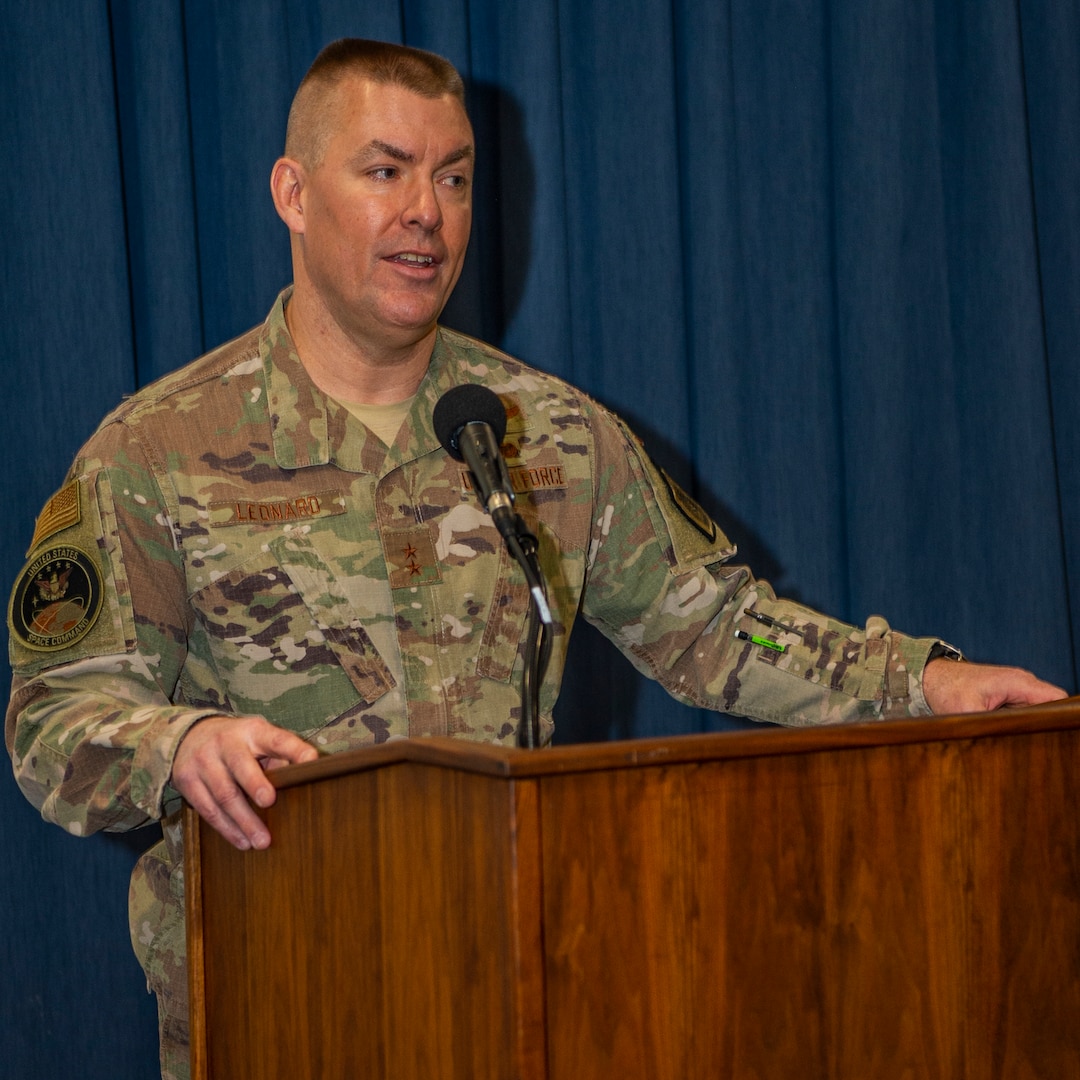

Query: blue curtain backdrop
[2,1,1077,1076]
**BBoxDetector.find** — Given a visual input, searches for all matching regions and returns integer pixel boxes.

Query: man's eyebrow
[438,145,475,169]
[350,140,475,169]
[354,139,415,164]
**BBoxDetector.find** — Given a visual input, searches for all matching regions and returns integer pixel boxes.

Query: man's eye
[441,174,468,189]
[369,167,398,181]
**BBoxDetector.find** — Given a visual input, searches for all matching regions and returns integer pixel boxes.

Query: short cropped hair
[285,38,467,168]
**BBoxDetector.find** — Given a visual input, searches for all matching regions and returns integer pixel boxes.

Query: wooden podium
[185,703,1080,1079]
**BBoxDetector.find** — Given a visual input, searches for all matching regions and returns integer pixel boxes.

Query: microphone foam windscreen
[432,384,508,460]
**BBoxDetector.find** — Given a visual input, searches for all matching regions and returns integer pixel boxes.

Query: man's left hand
[923,659,1069,715]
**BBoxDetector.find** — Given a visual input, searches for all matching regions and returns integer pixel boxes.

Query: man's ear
[270,158,306,233]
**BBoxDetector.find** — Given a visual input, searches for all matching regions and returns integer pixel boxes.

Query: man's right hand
[170,715,319,850]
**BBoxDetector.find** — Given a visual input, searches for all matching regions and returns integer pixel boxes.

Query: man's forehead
[296,74,472,174]
[335,75,470,124]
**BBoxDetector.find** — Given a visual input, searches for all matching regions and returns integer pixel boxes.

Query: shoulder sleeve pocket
[613,416,738,574]
[8,472,135,675]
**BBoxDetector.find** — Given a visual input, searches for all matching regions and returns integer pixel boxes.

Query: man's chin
[376,297,451,337]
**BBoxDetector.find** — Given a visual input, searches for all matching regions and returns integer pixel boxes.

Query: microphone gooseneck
[433,385,553,748]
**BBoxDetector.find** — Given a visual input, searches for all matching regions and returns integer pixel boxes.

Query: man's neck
[284,293,436,405]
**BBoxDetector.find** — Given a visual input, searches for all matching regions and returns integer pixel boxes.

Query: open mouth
[391,252,437,267]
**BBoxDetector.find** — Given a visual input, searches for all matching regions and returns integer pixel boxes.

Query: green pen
[735,629,786,653]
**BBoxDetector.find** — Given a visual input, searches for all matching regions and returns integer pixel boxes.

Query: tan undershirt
[338,395,415,448]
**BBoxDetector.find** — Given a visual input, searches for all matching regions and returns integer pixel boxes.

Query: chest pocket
[475,540,530,683]
[188,533,395,736]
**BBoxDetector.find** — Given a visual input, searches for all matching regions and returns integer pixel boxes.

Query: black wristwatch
[927,640,965,663]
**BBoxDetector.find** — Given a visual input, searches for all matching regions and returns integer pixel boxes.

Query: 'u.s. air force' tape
[9,545,103,651]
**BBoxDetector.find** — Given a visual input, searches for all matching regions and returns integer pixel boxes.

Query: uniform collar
[260,288,467,475]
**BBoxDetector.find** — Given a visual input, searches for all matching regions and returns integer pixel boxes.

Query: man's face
[292,78,474,353]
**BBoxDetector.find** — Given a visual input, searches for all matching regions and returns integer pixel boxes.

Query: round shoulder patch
[9,545,103,652]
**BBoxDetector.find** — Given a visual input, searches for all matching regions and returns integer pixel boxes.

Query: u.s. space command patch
[9,545,103,651]
[659,468,717,542]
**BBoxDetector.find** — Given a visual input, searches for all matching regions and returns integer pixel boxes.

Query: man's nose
[403,178,443,231]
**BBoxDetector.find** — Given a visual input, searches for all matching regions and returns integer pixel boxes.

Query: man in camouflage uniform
[5,38,1065,1080]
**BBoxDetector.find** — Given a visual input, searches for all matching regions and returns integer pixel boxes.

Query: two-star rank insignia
[385,527,442,589]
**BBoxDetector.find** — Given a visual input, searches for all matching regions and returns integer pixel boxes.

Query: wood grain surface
[186,703,1080,1079]
[539,725,1080,1077]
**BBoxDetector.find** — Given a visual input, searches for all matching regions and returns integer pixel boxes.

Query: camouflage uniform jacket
[6,290,938,1075]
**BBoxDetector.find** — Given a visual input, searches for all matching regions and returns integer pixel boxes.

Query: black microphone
[433,384,553,629]
[433,384,554,748]
[433,384,516,530]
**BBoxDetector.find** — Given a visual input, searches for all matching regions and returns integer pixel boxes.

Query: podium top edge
[268,697,1080,791]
